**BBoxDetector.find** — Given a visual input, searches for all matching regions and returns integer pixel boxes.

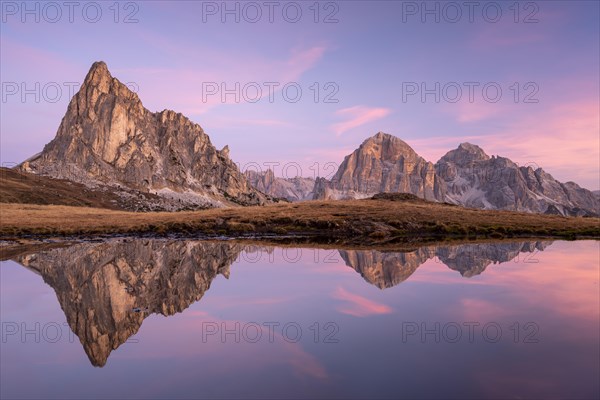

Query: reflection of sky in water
[1,240,598,399]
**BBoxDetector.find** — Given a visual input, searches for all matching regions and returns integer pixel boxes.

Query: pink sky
[1,1,598,189]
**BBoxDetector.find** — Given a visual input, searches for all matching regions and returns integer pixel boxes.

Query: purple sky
[1,1,598,189]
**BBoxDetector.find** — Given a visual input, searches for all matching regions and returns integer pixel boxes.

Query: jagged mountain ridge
[313,132,599,216]
[435,142,599,216]
[244,169,315,201]
[19,61,270,210]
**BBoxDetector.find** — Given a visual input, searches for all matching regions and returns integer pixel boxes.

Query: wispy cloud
[450,100,508,123]
[332,287,392,317]
[281,46,327,82]
[473,100,600,189]
[0,36,79,80]
[113,45,328,115]
[122,311,329,380]
[331,106,391,136]
[201,117,291,128]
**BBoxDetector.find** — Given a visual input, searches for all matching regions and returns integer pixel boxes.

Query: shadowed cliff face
[14,239,242,367]
[339,241,553,288]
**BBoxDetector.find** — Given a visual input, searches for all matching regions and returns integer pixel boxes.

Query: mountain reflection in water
[10,239,552,367]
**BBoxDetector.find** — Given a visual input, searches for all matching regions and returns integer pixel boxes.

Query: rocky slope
[18,61,269,210]
[313,132,445,201]
[245,169,315,201]
[436,143,599,216]
[15,238,242,367]
[314,132,598,216]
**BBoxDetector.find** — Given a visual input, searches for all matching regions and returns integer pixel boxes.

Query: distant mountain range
[12,61,599,216]
[249,132,598,216]
[244,169,315,202]
[312,133,599,216]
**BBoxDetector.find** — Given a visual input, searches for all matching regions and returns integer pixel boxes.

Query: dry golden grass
[1,198,598,244]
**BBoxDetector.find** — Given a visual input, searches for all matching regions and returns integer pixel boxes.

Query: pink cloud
[475,242,600,324]
[116,311,329,381]
[0,36,79,81]
[459,298,513,321]
[281,46,327,82]
[112,45,327,115]
[412,89,599,189]
[200,116,292,129]
[243,119,290,127]
[411,242,598,341]
[331,106,391,136]
[450,100,508,123]
[332,287,392,317]
[473,100,600,189]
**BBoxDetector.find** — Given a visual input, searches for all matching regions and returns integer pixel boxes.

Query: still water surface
[1,239,598,399]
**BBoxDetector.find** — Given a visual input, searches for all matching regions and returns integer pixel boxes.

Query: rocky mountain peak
[19,61,269,210]
[79,61,140,104]
[455,142,489,159]
[439,142,490,166]
[359,132,419,162]
[84,61,111,86]
[219,145,230,158]
[314,132,445,201]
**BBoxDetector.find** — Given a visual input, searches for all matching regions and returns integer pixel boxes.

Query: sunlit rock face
[339,241,553,288]
[15,239,242,367]
[313,132,446,201]
[19,61,269,210]
[436,143,599,216]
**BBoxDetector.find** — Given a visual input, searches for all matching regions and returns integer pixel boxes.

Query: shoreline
[1,199,598,246]
[2,233,593,264]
